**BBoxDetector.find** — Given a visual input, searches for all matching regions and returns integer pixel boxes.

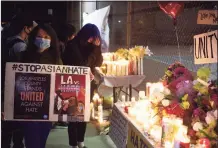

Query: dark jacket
[22,49,63,65]
[62,39,103,99]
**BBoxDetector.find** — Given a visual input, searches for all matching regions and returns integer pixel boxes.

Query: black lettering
[134,135,139,148]
[18,64,23,71]
[202,36,207,58]
[41,65,46,72]
[62,66,69,74]
[56,66,62,73]
[30,65,36,72]
[35,65,41,72]
[47,65,52,72]
[131,130,135,145]
[73,67,79,74]
[83,68,88,75]
[208,34,214,58]
[198,37,204,58]
[25,64,30,72]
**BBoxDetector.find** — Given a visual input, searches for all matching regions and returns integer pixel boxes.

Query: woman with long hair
[21,24,62,148]
[63,23,103,148]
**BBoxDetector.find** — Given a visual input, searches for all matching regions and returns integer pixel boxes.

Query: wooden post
[127,1,132,48]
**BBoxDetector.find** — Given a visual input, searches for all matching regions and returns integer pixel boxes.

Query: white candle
[137,56,141,75]
[139,91,146,99]
[112,64,117,76]
[107,62,112,76]
[140,58,143,75]
[122,95,125,102]
[90,103,95,119]
[117,64,122,76]
[131,97,136,102]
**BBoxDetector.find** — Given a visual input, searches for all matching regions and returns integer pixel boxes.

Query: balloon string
[174,26,182,63]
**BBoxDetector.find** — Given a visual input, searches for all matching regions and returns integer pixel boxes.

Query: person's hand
[94,38,101,46]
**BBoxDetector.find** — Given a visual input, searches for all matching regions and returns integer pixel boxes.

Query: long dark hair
[74,23,103,68]
[22,24,60,63]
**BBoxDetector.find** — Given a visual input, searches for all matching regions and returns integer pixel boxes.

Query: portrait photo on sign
[54,74,86,118]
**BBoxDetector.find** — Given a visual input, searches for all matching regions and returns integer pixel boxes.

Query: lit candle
[121,95,125,102]
[131,97,136,102]
[107,62,112,76]
[90,102,95,119]
[137,56,141,75]
[112,63,117,76]
[199,138,210,148]
[146,82,151,98]
[139,91,146,99]
[164,141,174,148]
[140,57,144,75]
[150,125,162,142]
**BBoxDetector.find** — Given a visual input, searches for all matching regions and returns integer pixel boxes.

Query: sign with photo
[4,62,91,122]
[197,10,218,25]
[194,30,217,64]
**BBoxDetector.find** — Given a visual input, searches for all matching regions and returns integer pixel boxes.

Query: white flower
[205,111,216,124]
[162,99,170,107]
[163,88,171,95]
[193,122,203,132]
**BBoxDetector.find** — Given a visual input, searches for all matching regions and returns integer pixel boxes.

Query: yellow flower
[182,94,189,101]
[182,101,190,110]
[165,70,172,77]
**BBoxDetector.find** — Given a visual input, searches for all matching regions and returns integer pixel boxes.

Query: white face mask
[34,37,51,53]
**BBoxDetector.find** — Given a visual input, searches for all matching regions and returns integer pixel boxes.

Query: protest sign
[127,122,153,148]
[197,10,218,25]
[194,30,217,64]
[109,105,129,148]
[83,6,110,53]
[4,62,91,122]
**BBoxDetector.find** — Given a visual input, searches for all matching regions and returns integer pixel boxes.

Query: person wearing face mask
[1,13,37,148]
[63,23,103,148]
[21,24,62,148]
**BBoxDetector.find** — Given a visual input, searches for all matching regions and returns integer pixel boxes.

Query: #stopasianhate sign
[194,30,217,64]
[4,62,91,122]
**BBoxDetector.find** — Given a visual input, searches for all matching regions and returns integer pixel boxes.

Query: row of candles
[101,54,144,76]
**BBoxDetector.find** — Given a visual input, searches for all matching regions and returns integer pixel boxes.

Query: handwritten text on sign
[197,10,218,25]
[194,30,217,64]
[127,123,150,148]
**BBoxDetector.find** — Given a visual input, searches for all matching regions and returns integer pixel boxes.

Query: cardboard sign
[109,105,129,148]
[83,6,110,53]
[127,122,153,148]
[4,62,91,122]
[194,30,218,64]
[197,10,218,25]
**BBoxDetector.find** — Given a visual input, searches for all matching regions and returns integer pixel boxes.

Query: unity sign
[4,62,91,122]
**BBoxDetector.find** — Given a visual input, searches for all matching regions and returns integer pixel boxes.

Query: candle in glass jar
[199,138,210,148]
